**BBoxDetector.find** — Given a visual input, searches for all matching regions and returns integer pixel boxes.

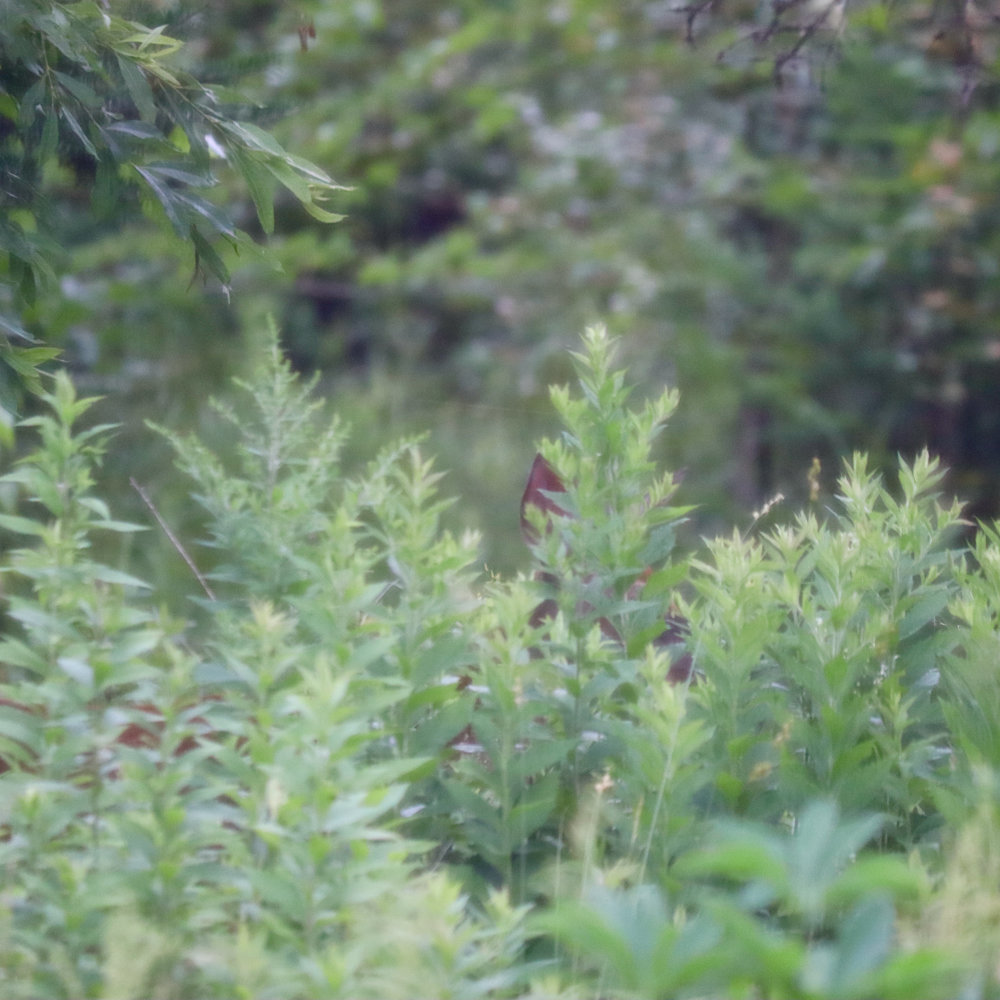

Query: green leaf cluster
[0,0,345,430]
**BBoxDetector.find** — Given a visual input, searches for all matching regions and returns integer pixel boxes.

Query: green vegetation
[1,0,344,432]
[5,4,1000,994]
[2,325,1000,997]
[7,1,1000,574]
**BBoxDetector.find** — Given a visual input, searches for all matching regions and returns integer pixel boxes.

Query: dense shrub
[0,325,998,997]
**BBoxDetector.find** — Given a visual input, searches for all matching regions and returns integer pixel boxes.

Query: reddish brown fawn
[0,694,217,776]
[0,452,692,774]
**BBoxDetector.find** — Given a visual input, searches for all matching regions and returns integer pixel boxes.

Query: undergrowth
[0,324,997,998]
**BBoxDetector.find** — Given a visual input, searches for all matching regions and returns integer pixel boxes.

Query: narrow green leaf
[54,70,101,108]
[134,164,185,232]
[301,199,346,224]
[145,163,215,188]
[898,587,950,640]
[1,345,61,376]
[0,314,36,343]
[220,120,287,158]
[89,565,152,589]
[18,79,46,129]
[173,189,236,237]
[60,106,97,158]
[103,119,164,141]
[229,145,275,233]
[190,227,231,286]
[361,756,435,787]
[116,54,156,122]
[509,772,559,840]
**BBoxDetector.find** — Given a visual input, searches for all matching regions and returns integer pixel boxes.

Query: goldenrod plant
[0,326,998,997]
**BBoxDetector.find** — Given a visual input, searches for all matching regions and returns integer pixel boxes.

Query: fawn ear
[520,453,570,546]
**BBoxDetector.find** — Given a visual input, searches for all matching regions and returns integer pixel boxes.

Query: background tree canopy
[4,0,1000,577]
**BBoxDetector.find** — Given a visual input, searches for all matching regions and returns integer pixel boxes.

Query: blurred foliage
[8,0,1000,575]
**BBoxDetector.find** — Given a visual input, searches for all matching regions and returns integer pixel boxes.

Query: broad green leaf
[0,701,42,758]
[109,630,164,662]
[825,895,895,994]
[410,699,476,754]
[58,656,94,687]
[531,901,636,989]
[0,513,48,536]
[444,780,501,835]
[898,587,950,640]
[675,837,788,891]
[642,559,689,597]
[507,739,573,784]
[0,638,48,676]
[826,855,926,908]
[322,785,409,831]
[508,771,559,841]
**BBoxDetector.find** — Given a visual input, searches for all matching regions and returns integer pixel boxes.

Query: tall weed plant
[0,324,997,997]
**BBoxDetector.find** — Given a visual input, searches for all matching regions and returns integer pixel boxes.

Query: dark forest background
[6,0,1000,584]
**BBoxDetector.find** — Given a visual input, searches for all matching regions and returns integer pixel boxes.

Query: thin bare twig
[772,0,841,84]
[671,0,719,45]
[130,477,217,601]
